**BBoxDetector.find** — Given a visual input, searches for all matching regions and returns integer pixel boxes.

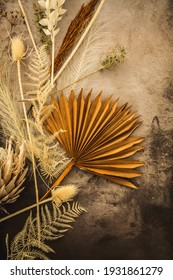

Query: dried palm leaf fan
[40,90,144,201]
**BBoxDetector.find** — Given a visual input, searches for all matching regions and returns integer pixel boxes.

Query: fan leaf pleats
[43,90,144,188]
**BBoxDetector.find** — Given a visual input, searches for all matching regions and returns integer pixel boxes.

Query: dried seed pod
[11,36,25,62]
[0,140,28,206]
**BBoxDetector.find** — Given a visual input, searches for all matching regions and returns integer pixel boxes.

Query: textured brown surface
[0,0,173,260]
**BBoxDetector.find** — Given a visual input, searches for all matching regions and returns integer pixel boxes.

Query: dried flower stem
[0,198,52,224]
[57,46,126,92]
[57,66,104,92]
[18,0,40,61]
[17,60,40,242]
[51,35,55,86]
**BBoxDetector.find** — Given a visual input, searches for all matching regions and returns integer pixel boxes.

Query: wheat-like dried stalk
[0,184,79,223]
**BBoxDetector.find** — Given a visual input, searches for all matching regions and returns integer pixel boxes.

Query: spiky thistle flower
[11,36,25,62]
[0,139,28,208]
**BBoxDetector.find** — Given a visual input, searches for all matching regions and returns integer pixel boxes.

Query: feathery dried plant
[24,45,70,179]
[0,139,28,210]
[52,185,79,207]
[0,45,69,180]
[53,0,99,73]
[0,79,25,144]
[56,15,122,93]
[41,90,144,200]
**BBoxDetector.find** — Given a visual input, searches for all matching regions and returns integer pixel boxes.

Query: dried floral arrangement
[0,0,144,260]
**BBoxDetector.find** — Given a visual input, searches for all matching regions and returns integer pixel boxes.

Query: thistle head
[11,36,25,62]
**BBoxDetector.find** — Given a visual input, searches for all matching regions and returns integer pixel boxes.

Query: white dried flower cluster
[38,0,66,38]
[0,140,28,206]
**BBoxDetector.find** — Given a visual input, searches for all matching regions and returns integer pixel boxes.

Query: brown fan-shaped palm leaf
[40,90,144,201]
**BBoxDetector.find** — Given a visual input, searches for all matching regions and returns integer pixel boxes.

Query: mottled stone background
[0,0,173,260]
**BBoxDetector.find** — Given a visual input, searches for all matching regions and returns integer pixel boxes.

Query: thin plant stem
[17,60,40,242]
[18,0,40,61]
[5,234,9,260]
[0,198,52,224]
[51,35,55,86]
[57,66,104,92]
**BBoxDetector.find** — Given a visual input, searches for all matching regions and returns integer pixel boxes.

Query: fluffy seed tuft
[52,185,79,207]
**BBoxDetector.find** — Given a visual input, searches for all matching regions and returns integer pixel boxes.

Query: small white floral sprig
[38,0,66,85]
[38,0,66,38]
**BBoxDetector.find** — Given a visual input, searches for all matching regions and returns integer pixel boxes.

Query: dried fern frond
[25,45,51,100]
[0,139,28,208]
[6,202,85,260]
[41,90,144,200]
[23,46,70,178]
[29,125,70,179]
[53,0,99,73]
[0,51,66,179]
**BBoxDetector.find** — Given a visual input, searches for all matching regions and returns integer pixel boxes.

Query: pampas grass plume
[51,185,79,207]
[11,36,25,62]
